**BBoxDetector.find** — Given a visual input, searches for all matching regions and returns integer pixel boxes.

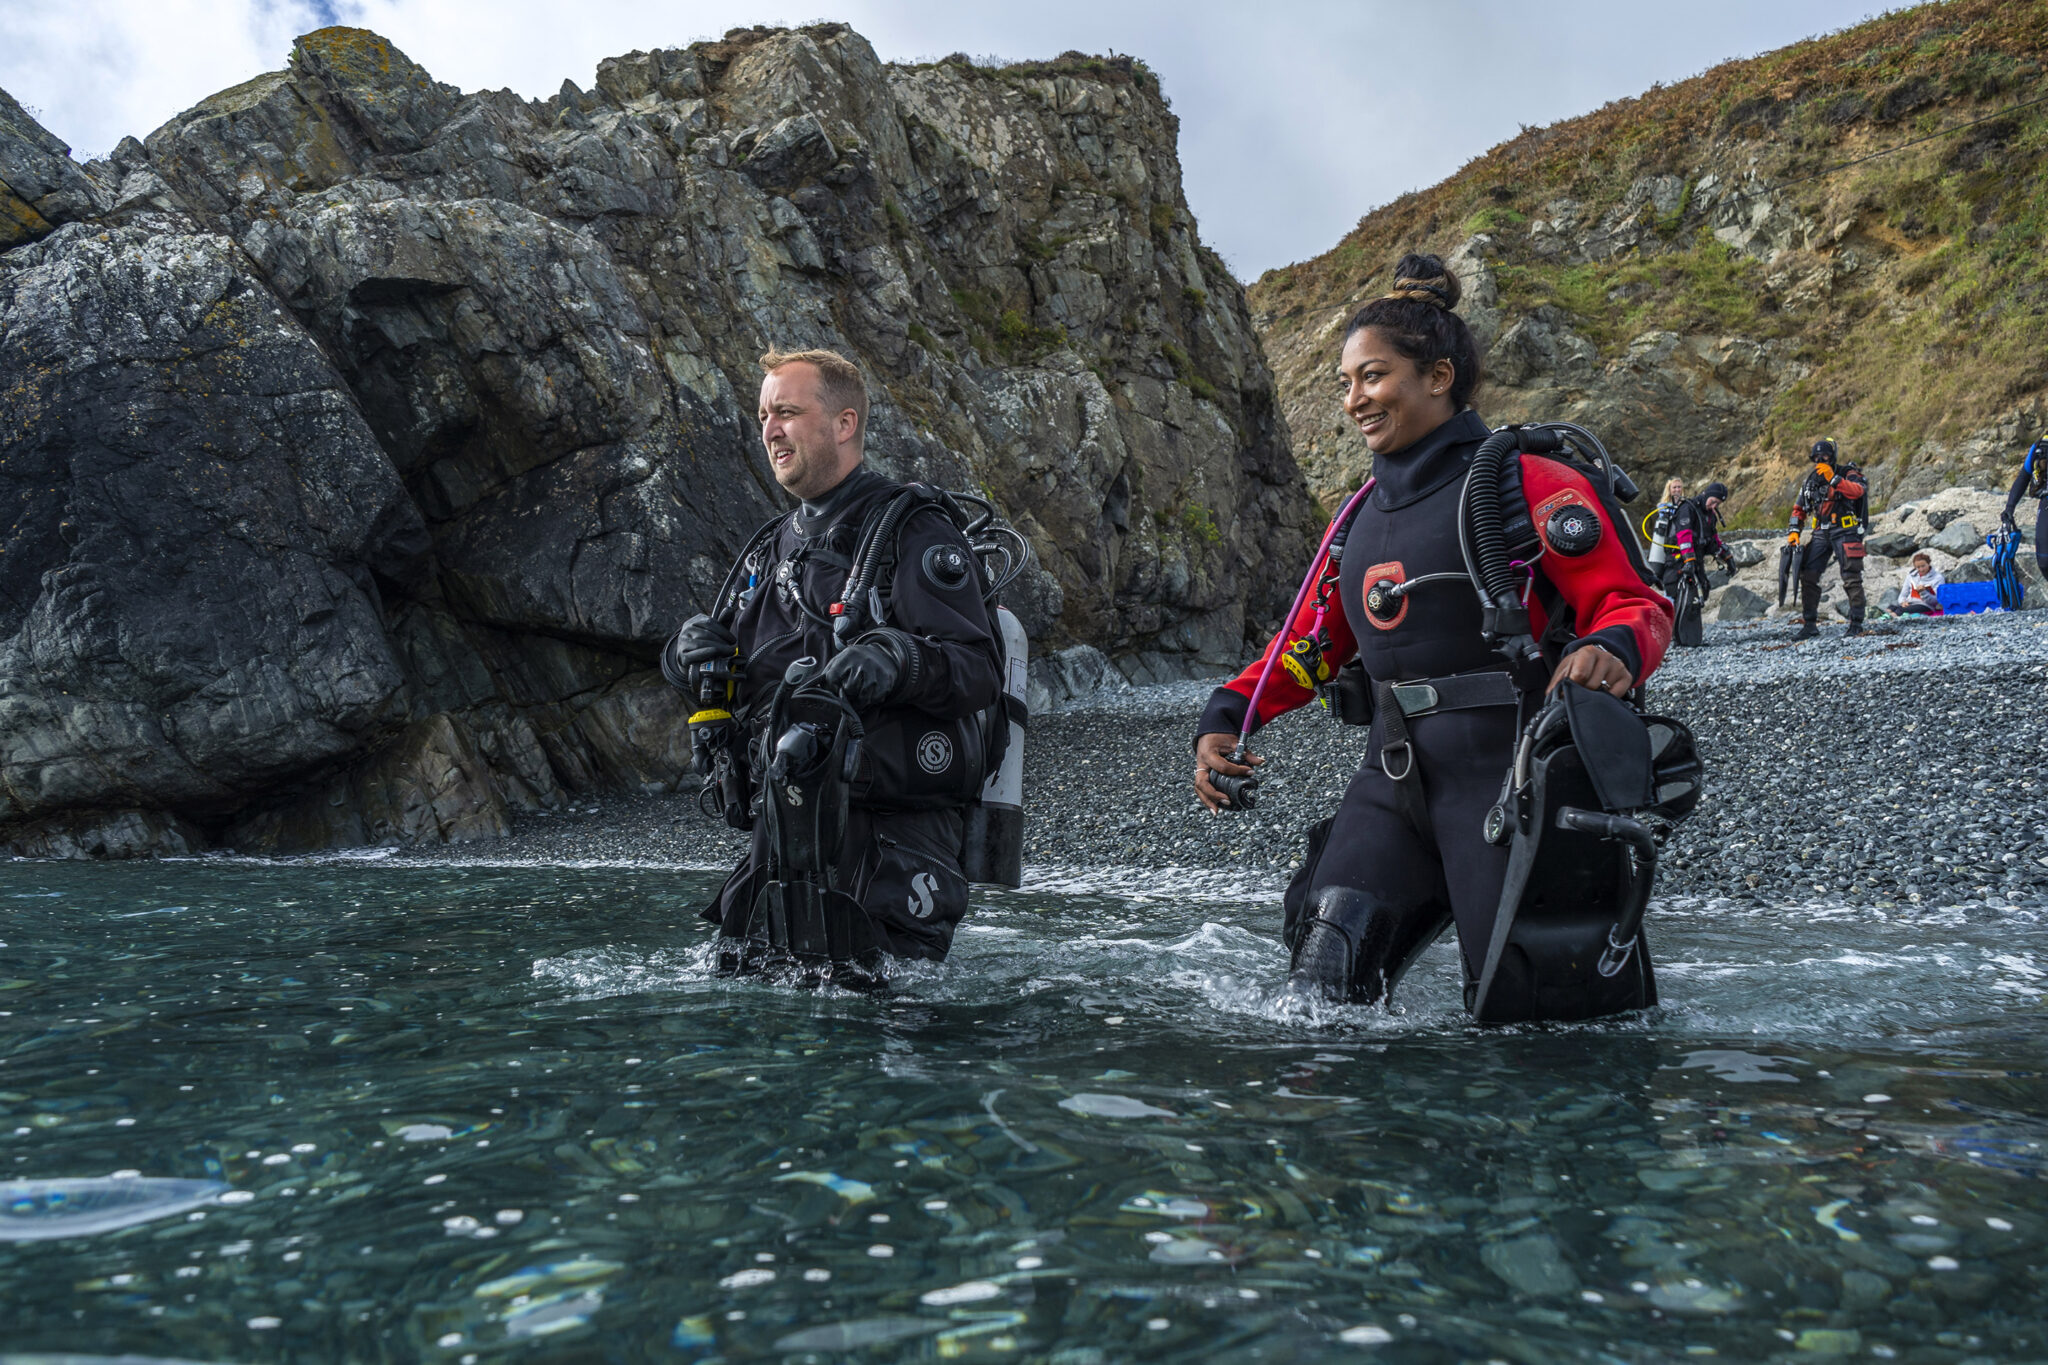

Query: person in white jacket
[1896,551,1943,616]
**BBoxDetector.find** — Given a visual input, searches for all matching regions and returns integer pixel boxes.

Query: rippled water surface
[2,858,2045,1363]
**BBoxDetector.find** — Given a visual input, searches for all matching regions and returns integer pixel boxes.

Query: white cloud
[0,0,330,157]
[1,0,1883,274]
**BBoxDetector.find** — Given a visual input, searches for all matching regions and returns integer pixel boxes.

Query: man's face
[758,363,858,500]
[1704,496,1722,513]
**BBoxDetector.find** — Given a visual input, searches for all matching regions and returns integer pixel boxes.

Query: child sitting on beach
[1896,551,1943,616]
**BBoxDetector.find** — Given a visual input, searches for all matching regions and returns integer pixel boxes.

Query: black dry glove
[660,613,738,693]
[2004,511,2020,534]
[820,629,920,710]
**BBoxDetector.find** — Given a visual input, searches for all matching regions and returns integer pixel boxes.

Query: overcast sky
[1,0,1886,278]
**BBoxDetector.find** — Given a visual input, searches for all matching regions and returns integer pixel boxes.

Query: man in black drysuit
[1789,439,1870,639]
[661,348,1000,962]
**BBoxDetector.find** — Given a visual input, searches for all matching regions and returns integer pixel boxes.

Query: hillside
[1250,0,2048,524]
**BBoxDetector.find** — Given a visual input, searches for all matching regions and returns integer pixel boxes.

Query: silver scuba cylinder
[962,605,1027,888]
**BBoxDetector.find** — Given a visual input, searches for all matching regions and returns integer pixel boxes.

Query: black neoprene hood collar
[1370,409,1491,510]
[796,462,889,528]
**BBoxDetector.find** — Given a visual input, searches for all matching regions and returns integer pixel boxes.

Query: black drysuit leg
[1798,532,1864,624]
[1832,536,1867,623]
[2036,499,2048,581]
[1286,707,1516,1005]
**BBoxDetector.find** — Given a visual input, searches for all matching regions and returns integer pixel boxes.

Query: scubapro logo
[907,872,938,919]
[916,731,953,774]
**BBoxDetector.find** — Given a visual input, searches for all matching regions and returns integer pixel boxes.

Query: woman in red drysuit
[1192,253,1674,1010]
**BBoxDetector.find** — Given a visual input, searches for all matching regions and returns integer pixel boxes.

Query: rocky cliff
[1251,0,2048,526]
[0,25,1312,856]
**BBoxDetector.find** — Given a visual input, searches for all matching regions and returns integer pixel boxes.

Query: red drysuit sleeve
[1520,456,1674,684]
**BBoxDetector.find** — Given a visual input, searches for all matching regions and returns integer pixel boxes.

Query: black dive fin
[719,879,889,990]
[1288,885,1445,1007]
[1470,725,1658,1024]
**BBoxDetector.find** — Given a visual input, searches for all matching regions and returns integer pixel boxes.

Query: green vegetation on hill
[1251,0,2048,519]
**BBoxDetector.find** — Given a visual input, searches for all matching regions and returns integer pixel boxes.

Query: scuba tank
[829,484,1033,884]
[962,605,1028,888]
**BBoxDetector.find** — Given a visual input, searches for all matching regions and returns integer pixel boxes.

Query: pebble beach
[397,608,2048,917]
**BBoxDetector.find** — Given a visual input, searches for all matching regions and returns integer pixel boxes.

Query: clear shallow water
[0,861,2044,1364]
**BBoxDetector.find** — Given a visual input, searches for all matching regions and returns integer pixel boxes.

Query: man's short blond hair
[761,348,868,443]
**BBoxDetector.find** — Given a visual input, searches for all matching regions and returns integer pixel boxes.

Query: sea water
[0,858,2043,1362]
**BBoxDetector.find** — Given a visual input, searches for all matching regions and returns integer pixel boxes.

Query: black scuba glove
[660,613,739,693]
[2004,511,2020,534]
[820,629,921,710]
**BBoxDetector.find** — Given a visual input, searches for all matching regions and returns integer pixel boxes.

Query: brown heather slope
[1250,0,2048,526]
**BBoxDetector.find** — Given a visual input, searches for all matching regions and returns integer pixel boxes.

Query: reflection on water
[0,860,2043,1362]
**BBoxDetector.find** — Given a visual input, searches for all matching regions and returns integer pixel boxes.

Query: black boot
[1793,621,1818,641]
[1844,620,1866,637]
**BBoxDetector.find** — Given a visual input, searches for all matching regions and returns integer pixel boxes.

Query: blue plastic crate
[1936,581,2002,614]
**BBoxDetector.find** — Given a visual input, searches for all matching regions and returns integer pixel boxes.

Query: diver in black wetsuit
[1192,255,1675,1016]
[2001,438,2048,580]
[661,349,1001,969]
[1668,482,1733,646]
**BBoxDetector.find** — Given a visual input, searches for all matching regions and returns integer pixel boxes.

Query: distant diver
[1193,253,1700,1024]
[1669,480,1733,647]
[661,348,1029,987]
[1787,439,1869,639]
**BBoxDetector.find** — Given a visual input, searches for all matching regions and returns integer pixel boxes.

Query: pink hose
[1238,479,1375,747]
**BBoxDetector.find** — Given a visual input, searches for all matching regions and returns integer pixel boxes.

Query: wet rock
[1028,645,1133,716]
[1725,540,1765,568]
[0,809,207,859]
[1839,1268,1891,1310]
[1480,1233,1579,1296]
[1866,530,1919,558]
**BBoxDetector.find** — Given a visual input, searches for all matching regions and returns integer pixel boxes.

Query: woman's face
[1665,479,1685,502]
[1913,556,1931,574]
[1339,327,1456,455]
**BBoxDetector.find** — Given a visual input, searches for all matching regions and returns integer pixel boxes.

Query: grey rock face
[1865,530,1919,558]
[0,87,104,246]
[0,220,422,830]
[0,26,1311,855]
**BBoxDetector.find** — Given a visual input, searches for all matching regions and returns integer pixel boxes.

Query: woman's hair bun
[1386,252,1461,311]
[1343,251,1482,409]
